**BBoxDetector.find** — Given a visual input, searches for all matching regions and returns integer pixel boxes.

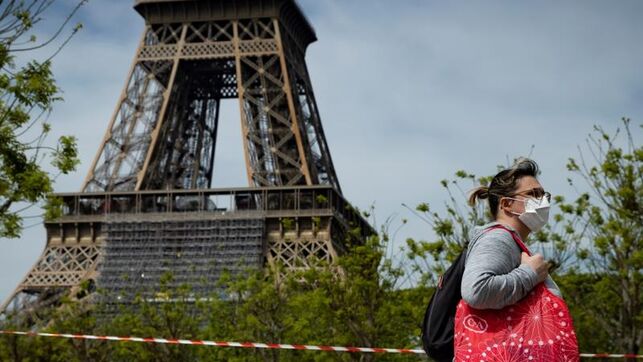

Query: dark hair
[468,158,540,218]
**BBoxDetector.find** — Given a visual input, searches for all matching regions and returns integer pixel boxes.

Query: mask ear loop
[492,193,526,216]
[499,196,528,217]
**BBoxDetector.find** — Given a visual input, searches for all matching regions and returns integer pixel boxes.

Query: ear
[499,197,513,213]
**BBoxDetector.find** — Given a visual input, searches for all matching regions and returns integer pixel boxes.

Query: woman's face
[503,176,545,215]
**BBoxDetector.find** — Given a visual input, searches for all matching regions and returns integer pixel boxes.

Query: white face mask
[507,196,550,231]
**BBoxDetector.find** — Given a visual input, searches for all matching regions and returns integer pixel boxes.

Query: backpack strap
[483,224,531,255]
[443,225,529,289]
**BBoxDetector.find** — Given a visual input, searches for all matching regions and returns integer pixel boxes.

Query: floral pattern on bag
[454,284,579,361]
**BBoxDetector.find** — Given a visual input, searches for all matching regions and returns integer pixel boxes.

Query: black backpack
[421,226,504,361]
[420,249,467,361]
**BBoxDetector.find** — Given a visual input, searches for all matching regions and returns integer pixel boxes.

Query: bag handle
[436,225,530,289]
[484,224,531,255]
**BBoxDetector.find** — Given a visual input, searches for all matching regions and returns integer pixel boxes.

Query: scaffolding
[1,186,373,319]
[97,218,264,303]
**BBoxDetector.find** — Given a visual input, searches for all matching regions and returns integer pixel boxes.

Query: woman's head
[469,158,543,219]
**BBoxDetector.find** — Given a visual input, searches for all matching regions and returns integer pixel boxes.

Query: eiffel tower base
[1,186,370,321]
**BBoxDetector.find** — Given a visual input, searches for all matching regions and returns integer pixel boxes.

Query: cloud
[1,0,641,300]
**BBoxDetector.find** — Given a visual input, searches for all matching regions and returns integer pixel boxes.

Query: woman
[454,158,578,361]
[462,158,560,309]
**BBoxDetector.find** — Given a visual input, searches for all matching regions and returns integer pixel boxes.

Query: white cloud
[1,0,641,300]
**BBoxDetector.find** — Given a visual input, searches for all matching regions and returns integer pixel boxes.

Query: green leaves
[17,163,52,200]
[280,217,295,231]
[0,2,83,239]
[560,117,642,354]
[10,60,60,108]
[0,222,426,361]
[433,219,453,237]
[52,135,79,174]
[1,213,21,238]
[566,158,580,171]
[405,170,490,286]
[415,202,429,213]
[406,118,640,354]
[15,10,33,30]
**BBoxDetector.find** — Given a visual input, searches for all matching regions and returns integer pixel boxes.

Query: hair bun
[468,186,489,206]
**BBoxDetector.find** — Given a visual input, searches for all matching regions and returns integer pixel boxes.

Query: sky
[1,0,642,302]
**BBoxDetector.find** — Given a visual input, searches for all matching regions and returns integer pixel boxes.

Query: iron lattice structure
[2,0,371,321]
[83,0,340,192]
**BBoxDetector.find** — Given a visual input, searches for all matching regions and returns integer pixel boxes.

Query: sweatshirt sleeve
[461,229,540,310]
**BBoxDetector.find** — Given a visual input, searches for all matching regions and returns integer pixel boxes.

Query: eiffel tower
[1,0,372,320]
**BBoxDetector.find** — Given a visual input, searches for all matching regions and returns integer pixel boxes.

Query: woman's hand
[521,252,548,282]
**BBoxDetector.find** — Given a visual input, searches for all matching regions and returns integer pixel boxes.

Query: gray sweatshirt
[460,222,562,310]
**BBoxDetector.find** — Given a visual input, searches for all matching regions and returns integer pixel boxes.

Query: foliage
[0,119,639,359]
[555,271,617,353]
[561,118,642,355]
[0,227,427,361]
[403,118,640,354]
[0,0,85,238]
[404,171,489,286]
[403,166,579,286]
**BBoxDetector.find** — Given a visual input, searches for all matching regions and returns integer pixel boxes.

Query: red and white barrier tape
[579,354,642,359]
[0,330,641,358]
[0,331,421,354]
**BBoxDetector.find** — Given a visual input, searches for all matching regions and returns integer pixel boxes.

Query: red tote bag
[454,227,579,361]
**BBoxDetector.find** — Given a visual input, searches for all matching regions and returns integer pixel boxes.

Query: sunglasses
[507,188,551,202]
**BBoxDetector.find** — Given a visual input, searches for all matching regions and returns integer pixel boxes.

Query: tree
[197,225,425,362]
[404,172,489,287]
[289,232,425,362]
[102,273,206,362]
[562,118,641,355]
[0,0,85,238]
[404,119,641,355]
[404,166,578,288]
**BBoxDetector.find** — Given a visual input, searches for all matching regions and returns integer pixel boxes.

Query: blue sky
[1,0,642,300]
